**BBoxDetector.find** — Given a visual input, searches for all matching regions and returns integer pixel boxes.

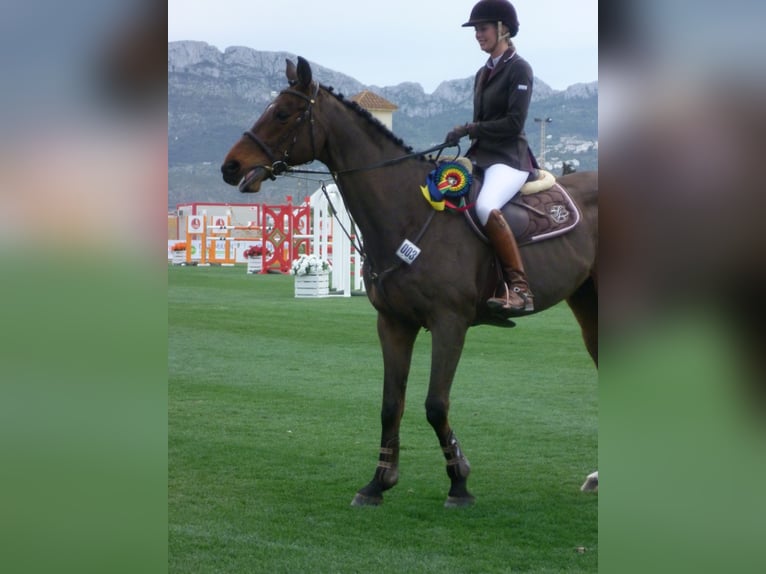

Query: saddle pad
[506,183,580,245]
[467,181,581,246]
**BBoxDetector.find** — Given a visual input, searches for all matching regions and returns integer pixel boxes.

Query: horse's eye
[275,109,290,122]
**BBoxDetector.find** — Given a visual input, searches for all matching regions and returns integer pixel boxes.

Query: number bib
[396,239,421,265]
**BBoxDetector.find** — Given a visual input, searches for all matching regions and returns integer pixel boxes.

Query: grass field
[169,265,597,573]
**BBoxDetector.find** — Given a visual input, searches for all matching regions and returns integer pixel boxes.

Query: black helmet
[462,0,519,37]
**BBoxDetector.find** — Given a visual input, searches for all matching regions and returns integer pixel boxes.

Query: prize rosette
[420,161,472,211]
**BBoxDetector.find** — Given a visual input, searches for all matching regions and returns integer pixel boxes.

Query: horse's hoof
[350,492,383,507]
[444,495,475,508]
[581,471,598,492]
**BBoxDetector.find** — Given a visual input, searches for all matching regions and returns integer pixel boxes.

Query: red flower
[243,245,264,258]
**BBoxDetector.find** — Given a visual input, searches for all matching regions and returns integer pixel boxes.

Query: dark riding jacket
[467,48,536,173]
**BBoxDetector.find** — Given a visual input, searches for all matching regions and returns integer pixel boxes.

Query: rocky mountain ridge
[169,41,597,208]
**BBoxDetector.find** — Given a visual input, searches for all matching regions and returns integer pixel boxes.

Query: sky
[168,0,598,93]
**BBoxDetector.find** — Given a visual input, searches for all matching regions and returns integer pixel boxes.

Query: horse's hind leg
[567,275,599,490]
[567,275,598,366]
[425,317,475,507]
[351,313,418,506]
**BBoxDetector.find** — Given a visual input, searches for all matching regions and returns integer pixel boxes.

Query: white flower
[290,253,331,276]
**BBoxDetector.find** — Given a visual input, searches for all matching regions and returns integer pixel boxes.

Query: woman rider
[445,0,536,315]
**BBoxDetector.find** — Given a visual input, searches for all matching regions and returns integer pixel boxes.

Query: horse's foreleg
[351,313,418,507]
[424,319,475,507]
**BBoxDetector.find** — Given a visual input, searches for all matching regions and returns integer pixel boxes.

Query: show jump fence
[170,188,364,295]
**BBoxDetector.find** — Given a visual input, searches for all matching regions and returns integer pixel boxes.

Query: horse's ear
[285,59,298,84]
[296,56,312,89]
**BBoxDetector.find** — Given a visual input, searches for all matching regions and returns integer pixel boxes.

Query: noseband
[242,81,320,178]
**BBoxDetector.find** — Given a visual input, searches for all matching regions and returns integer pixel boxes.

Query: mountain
[168,41,597,209]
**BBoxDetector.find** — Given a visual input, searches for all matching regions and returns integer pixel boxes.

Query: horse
[221,57,598,507]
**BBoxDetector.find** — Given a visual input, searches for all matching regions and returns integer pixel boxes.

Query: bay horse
[221,57,598,507]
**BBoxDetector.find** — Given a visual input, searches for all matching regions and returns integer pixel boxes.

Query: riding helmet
[462,0,519,37]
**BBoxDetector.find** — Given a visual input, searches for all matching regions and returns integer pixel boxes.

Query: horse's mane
[321,84,414,154]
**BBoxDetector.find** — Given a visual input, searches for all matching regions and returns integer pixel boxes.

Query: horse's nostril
[221,160,239,176]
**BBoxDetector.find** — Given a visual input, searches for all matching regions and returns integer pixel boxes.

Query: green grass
[169,266,597,573]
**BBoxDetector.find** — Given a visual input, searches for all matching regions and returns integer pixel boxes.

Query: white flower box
[246,258,263,274]
[171,251,186,265]
[294,272,330,298]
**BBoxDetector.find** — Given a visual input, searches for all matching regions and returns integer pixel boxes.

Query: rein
[285,140,459,178]
[280,141,460,183]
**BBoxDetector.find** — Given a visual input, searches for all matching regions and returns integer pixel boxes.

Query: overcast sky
[168,0,598,93]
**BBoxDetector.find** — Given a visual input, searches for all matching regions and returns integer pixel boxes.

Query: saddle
[466,167,581,246]
[421,157,581,245]
[420,156,580,246]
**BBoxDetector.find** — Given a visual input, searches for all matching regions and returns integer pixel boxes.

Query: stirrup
[510,285,534,312]
[487,283,534,314]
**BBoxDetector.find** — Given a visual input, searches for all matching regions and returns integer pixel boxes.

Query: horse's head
[221,57,323,193]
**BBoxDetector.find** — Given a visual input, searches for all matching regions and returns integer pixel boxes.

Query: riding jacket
[466,48,537,172]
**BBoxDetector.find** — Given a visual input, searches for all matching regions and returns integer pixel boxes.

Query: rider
[445,0,535,315]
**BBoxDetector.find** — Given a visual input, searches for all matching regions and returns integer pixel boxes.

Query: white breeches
[475,163,530,226]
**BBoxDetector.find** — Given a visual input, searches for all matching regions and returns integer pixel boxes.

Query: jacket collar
[485,48,517,82]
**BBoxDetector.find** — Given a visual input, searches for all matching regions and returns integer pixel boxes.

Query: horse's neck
[317,102,431,262]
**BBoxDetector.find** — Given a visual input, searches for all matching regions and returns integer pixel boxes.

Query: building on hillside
[350,90,398,131]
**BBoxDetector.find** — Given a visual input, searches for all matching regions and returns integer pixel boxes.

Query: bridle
[242,81,320,179]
